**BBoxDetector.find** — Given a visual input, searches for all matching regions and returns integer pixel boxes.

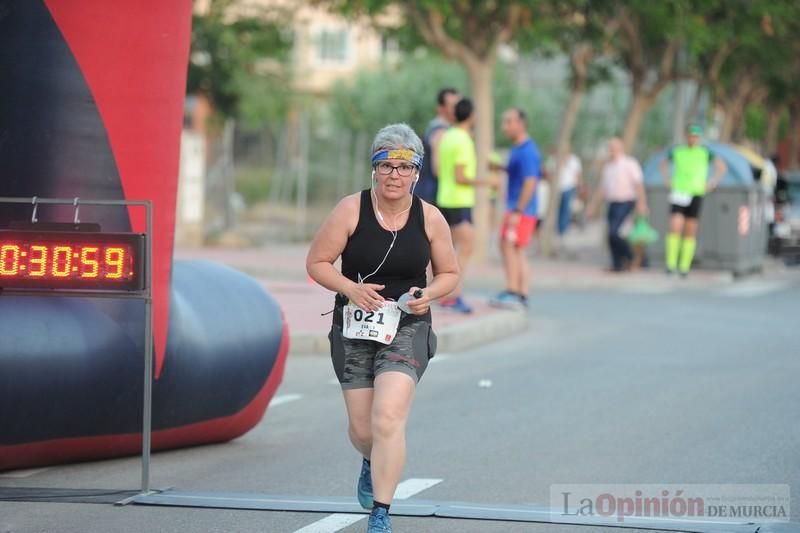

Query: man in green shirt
[436,98,492,313]
[659,124,726,276]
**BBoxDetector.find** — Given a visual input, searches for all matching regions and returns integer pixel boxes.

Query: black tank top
[341,190,430,302]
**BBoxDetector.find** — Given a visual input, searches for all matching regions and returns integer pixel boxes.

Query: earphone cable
[359,173,418,285]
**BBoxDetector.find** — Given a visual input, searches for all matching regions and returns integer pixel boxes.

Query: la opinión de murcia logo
[552,485,790,524]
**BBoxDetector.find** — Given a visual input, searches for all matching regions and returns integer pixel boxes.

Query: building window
[315,28,349,64]
[381,35,399,58]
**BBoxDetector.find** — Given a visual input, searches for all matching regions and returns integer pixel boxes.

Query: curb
[289,308,528,356]
[464,270,735,292]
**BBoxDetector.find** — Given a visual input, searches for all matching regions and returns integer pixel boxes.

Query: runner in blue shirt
[491,108,540,309]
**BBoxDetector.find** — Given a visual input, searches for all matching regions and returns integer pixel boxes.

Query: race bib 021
[342,301,402,345]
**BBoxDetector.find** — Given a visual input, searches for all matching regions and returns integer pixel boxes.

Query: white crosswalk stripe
[618,285,675,295]
[291,513,364,532]
[269,393,303,407]
[0,467,50,479]
[717,281,789,298]
[428,353,452,364]
[292,478,443,533]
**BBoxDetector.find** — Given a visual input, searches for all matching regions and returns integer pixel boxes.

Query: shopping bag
[627,216,659,245]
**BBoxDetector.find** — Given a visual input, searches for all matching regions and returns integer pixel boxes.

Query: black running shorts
[670,196,703,219]
[438,207,472,226]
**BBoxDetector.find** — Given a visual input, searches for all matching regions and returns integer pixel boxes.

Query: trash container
[642,142,769,275]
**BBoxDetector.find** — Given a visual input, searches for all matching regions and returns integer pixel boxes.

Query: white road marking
[292,478,443,533]
[717,281,789,298]
[269,393,303,407]
[429,353,452,364]
[392,478,443,499]
[292,513,364,532]
[0,467,51,478]
[619,285,674,295]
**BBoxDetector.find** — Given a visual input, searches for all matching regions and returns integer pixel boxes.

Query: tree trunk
[719,107,735,143]
[465,58,495,265]
[719,74,753,144]
[718,105,736,143]
[765,107,781,156]
[540,79,586,257]
[622,91,651,153]
[685,80,705,125]
[788,104,800,169]
[732,114,747,144]
[718,90,745,143]
[719,94,749,144]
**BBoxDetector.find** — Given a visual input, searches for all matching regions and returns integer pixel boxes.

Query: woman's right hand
[344,282,385,312]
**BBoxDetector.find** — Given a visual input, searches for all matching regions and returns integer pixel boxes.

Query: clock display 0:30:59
[0,242,134,281]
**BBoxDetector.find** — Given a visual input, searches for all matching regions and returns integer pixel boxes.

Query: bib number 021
[352,309,386,325]
[342,301,401,345]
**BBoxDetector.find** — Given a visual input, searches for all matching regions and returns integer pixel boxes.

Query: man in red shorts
[491,108,540,309]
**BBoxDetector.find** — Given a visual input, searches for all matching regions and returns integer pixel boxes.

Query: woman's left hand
[405,286,430,315]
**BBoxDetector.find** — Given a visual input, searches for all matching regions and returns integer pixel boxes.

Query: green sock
[665,233,681,271]
[679,237,697,273]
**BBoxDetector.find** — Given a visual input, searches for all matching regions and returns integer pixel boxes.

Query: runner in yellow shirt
[659,124,726,277]
[436,98,492,313]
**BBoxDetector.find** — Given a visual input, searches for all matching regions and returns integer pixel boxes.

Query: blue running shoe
[367,507,392,532]
[490,291,525,310]
[489,290,511,307]
[441,296,473,314]
[357,457,373,509]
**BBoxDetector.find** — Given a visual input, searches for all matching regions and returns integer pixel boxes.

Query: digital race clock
[0,230,146,291]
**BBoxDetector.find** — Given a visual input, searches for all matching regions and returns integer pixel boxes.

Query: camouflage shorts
[329,319,437,389]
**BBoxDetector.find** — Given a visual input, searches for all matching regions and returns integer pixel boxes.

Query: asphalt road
[2,277,799,533]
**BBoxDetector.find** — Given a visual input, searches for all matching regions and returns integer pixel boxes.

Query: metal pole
[141,296,153,492]
[141,201,154,494]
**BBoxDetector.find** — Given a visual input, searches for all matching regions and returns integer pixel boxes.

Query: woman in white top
[557,153,583,235]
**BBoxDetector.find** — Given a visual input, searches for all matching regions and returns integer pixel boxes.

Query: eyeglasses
[374,161,417,177]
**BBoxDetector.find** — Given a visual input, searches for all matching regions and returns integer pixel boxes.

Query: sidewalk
[258,279,527,354]
[173,222,745,355]
[174,244,530,355]
[175,221,738,289]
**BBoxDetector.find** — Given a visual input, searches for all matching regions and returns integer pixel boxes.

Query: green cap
[688,124,703,136]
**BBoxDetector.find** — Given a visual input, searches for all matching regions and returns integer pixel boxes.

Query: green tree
[327,55,544,146]
[675,0,800,153]
[187,0,293,127]
[522,0,617,255]
[611,0,693,152]
[689,0,799,154]
[320,0,535,262]
[703,1,773,142]
[681,0,746,127]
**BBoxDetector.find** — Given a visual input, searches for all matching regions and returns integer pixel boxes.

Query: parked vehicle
[769,170,800,262]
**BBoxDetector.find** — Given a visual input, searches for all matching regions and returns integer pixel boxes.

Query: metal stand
[0,197,154,497]
[128,490,766,532]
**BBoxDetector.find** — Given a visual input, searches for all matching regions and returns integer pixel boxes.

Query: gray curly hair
[370,123,424,159]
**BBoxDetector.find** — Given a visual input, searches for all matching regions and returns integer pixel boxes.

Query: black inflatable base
[130,489,771,532]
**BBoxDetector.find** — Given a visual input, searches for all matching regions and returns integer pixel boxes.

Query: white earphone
[370,170,386,223]
[360,165,417,284]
